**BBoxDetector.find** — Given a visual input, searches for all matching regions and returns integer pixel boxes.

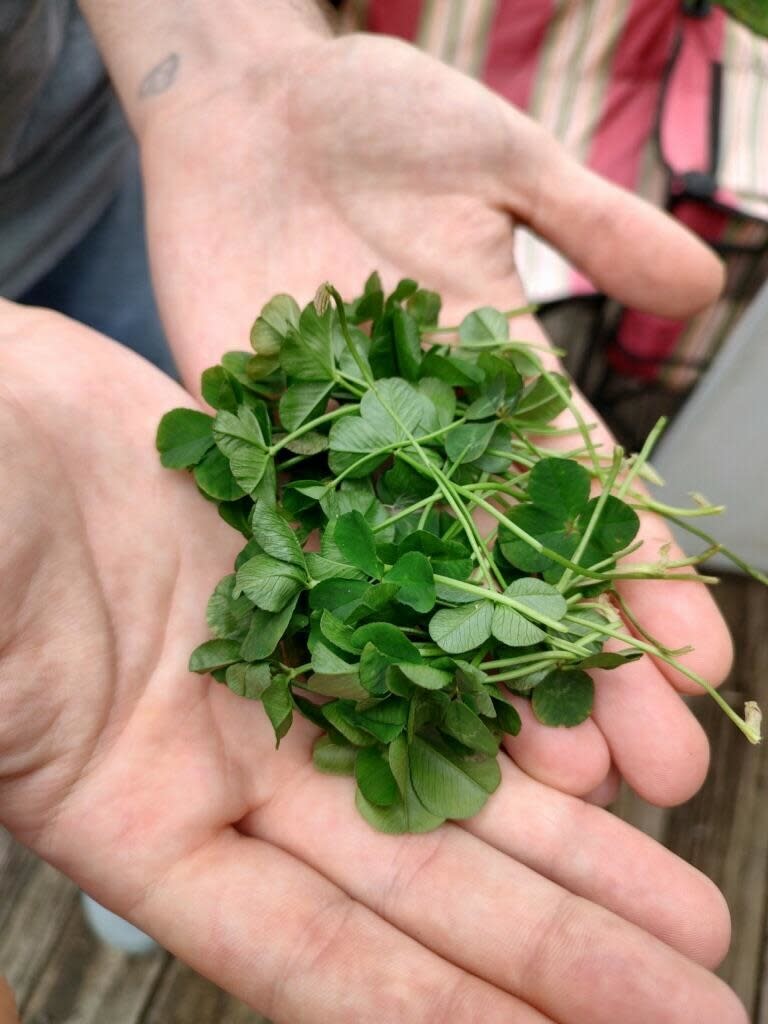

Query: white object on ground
[80,892,159,954]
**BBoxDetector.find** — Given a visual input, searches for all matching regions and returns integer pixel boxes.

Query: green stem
[421,303,539,337]
[596,569,718,583]
[657,513,768,586]
[612,590,693,657]
[326,285,500,590]
[432,575,572,635]
[271,403,358,454]
[455,488,611,581]
[616,417,666,500]
[416,445,473,531]
[563,612,762,744]
[488,661,573,683]
[483,650,569,670]
[630,495,726,518]
[374,492,442,532]
[400,453,500,588]
[541,368,602,476]
[334,370,367,397]
[278,453,312,471]
[562,540,644,591]
[461,481,528,504]
[557,448,623,592]
[326,285,375,387]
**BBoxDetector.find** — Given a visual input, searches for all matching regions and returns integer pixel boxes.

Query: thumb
[500,113,724,317]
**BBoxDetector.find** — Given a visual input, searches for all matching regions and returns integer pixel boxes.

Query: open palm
[0,304,747,1023]
[139,32,733,807]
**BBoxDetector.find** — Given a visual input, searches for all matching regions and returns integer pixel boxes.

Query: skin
[0,303,748,1023]
[5,7,746,1017]
[132,32,733,805]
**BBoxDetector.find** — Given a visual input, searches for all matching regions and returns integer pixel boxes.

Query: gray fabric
[0,0,131,296]
[654,280,768,574]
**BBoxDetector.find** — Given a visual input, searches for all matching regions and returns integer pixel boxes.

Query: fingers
[482,307,720,803]
[464,756,730,970]
[131,827,548,1024]
[590,641,711,806]
[502,695,612,796]
[249,773,746,1024]
[499,110,724,317]
[615,522,734,694]
[582,762,621,806]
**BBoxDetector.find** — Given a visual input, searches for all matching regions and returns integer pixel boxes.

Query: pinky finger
[502,694,612,796]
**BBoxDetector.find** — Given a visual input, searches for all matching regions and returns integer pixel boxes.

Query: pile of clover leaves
[156,274,762,834]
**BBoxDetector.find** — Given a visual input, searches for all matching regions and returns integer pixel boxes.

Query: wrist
[78,1,334,137]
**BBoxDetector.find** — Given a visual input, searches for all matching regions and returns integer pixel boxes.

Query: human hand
[0,303,746,1023]
[132,29,734,807]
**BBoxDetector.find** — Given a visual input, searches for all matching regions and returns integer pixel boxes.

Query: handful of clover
[156,275,762,834]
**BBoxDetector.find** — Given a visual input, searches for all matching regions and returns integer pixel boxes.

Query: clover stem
[539,368,602,475]
[271,403,358,454]
[483,650,573,670]
[557,448,623,593]
[646,513,768,585]
[432,574,575,635]
[612,590,694,657]
[334,372,366,397]
[455,487,611,581]
[325,285,376,387]
[374,492,441,532]
[324,303,494,584]
[629,495,725,518]
[599,568,720,583]
[489,660,576,684]
[399,452,500,588]
[563,612,762,744]
[278,453,312,471]
[615,417,667,500]
[420,303,540,338]
[562,540,645,591]
[461,481,527,501]
[416,448,483,533]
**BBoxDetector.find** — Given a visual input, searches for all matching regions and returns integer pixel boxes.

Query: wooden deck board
[1,574,766,1022]
[21,908,166,1024]
[0,838,80,1008]
[142,961,268,1024]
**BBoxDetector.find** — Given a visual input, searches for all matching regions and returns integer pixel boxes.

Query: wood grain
[619,576,768,1021]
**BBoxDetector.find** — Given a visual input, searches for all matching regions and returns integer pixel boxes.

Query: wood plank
[618,576,768,1019]
[141,958,270,1024]
[0,831,41,933]
[21,904,166,1024]
[0,847,79,1006]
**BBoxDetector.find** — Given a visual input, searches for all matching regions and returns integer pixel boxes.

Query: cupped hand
[138,31,732,806]
[0,303,747,1023]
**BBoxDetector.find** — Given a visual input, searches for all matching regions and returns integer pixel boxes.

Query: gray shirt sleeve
[0,0,131,296]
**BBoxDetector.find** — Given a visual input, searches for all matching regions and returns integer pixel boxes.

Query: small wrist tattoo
[138,52,180,99]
